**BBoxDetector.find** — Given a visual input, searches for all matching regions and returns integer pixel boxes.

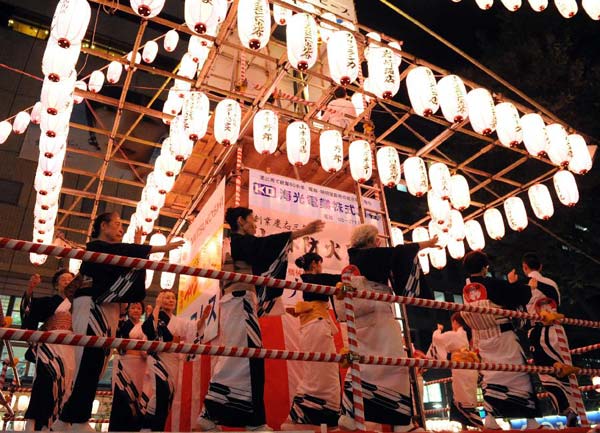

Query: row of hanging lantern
[465,0,600,20]
[30,0,91,266]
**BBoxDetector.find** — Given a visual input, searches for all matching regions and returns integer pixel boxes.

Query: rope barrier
[9,387,112,397]
[2,238,600,330]
[424,377,453,386]
[571,343,600,355]
[343,289,366,431]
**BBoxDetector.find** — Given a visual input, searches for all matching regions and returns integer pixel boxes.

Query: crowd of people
[14,208,582,432]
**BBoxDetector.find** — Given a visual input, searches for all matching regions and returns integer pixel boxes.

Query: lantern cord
[78,4,103,76]
[376,0,563,124]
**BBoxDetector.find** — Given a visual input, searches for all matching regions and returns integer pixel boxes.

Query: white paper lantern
[404,156,429,197]
[429,163,451,199]
[287,121,311,166]
[50,0,91,48]
[30,253,48,266]
[545,123,571,167]
[500,0,522,10]
[181,91,210,142]
[34,169,63,196]
[419,254,430,275]
[164,30,179,52]
[12,111,31,134]
[406,66,439,117]
[465,220,486,251]
[40,110,71,138]
[178,53,197,80]
[149,233,167,264]
[495,102,522,148]
[376,146,401,187]
[160,269,176,290]
[163,97,182,118]
[39,148,66,177]
[137,201,159,224]
[253,110,279,155]
[449,209,466,240]
[449,174,471,211]
[483,208,505,240]
[351,90,372,117]
[475,0,494,8]
[142,184,166,213]
[39,135,66,159]
[161,237,185,289]
[41,72,76,115]
[553,170,579,207]
[429,247,447,270]
[391,227,404,246]
[107,61,123,84]
[583,0,600,19]
[528,184,554,220]
[34,201,59,222]
[287,13,319,71]
[73,81,86,104]
[88,70,105,93]
[142,40,159,63]
[504,196,528,231]
[367,46,400,99]
[567,134,592,174]
[412,227,430,257]
[327,31,359,86]
[168,123,194,162]
[0,121,11,144]
[125,51,141,71]
[448,238,465,260]
[466,88,496,135]
[429,220,449,248]
[42,40,80,83]
[521,113,549,157]
[427,191,451,225]
[155,152,182,178]
[528,0,548,10]
[554,0,578,18]
[214,99,242,146]
[437,75,468,123]
[273,2,293,25]
[36,188,60,210]
[131,0,165,18]
[31,102,43,124]
[188,36,210,63]
[185,0,225,34]
[238,0,271,50]
[349,140,372,183]
[68,258,82,275]
[319,130,343,173]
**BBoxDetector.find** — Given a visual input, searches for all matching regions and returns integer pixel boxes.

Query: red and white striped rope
[424,377,453,386]
[1,238,600,329]
[423,407,449,416]
[571,342,600,355]
[343,290,366,431]
[0,361,9,393]
[10,386,112,396]
[234,145,243,207]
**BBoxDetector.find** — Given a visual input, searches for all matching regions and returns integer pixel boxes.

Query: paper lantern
[500,0,522,10]
[448,238,465,260]
[88,70,105,93]
[287,121,311,166]
[466,88,496,135]
[351,90,372,117]
[545,123,571,167]
[406,66,439,117]
[68,258,82,275]
[238,0,271,50]
[214,99,242,146]
[465,220,486,251]
[161,237,185,289]
[50,0,91,48]
[41,74,75,115]
[429,247,447,270]
[391,227,404,246]
[327,31,359,86]
[287,13,319,71]
[31,102,43,124]
[253,110,279,155]
[164,29,179,52]
[0,121,11,144]
[34,169,63,196]
[319,130,343,173]
[181,91,210,142]
[528,0,548,10]
[427,191,451,225]
[155,152,182,178]
[34,201,59,222]
[449,174,470,211]
[475,0,494,8]
[42,40,80,83]
[437,75,468,123]
[107,61,123,84]
[349,140,372,183]
[273,2,293,25]
[142,183,166,211]
[376,146,401,187]
[583,0,600,19]
[367,46,400,99]
[412,227,430,257]
[419,254,430,275]
[36,188,60,210]
[39,148,66,177]
[12,111,31,134]
[30,253,48,266]
[188,36,210,63]
[429,163,451,199]
[73,81,86,104]
[504,196,528,231]
[554,0,578,18]
[483,208,505,240]
[495,102,522,148]
[40,110,70,138]
[39,135,66,158]
[125,51,141,71]
[185,0,225,34]
[404,156,429,197]
[149,232,167,268]
[167,123,193,162]
[428,220,449,248]
[567,134,592,174]
[130,0,165,18]
[137,200,160,224]
[521,113,549,157]
[553,170,579,207]
[162,97,182,118]
[528,184,554,220]
[449,210,466,241]
[160,269,175,290]
[142,40,159,63]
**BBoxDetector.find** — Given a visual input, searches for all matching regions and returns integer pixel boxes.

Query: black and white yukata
[428,327,482,428]
[21,292,74,430]
[140,311,199,431]
[526,271,577,418]
[288,273,341,426]
[108,318,147,431]
[341,244,422,427]
[200,231,291,428]
[58,240,151,425]
[461,276,541,419]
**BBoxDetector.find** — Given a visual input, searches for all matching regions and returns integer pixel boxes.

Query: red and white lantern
[147,171,175,195]
[40,110,70,138]
[164,30,179,52]
[449,209,466,241]
[553,170,579,207]
[50,0,91,49]
[583,0,600,19]
[168,122,194,162]
[521,113,549,157]
[429,246,447,270]
[483,208,505,240]
[155,152,182,178]
[545,123,571,167]
[185,0,225,34]
[181,91,210,142]
[349,140,372,183]
[447,238,465,260]
[406,66,439,117]
[107,61,123,84]
[500,0,522,11]
[88,70,105,93]
[38,147,66,177]
[475,0,493,9]
[238,0,271,50]
[404,156,429,197]
[41,74,75,115]
[327,31,359,86]
[437,75,468,123]
[567,134,592,174]
[273,2,293,26]
[287,13,319,71]
[188,36,210,64]
[554,0,578,18]
[319,130,343,173]
[466,88,496,135]
[465,220,486,251]
[287,121,311,166]
[34,169,63,196]
[142,40,159,63]
[130,0,165,18]
[73,81,86,104]
[39,135,66,159]
[31,102,43,124]
[412,227,430,258]
[376,146,401,187]
[429,162,451,199]
[42,40,80,82]
[449,174,471,211]
[13,111,31,134]
[253,109,279,155]
[367,45,400,99]
[428,191,451,225]
[528,0,548,11]
[142,183,166,212]
[528,183,554,220]
[0,121,12,144]
[504,196,528,231]
[391,227,404,246]
[214,99,242,146]
[495,102,522,147]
